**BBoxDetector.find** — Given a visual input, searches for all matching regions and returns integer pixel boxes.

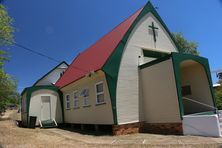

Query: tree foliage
[215,78,222,110]
[215,88,222,110]
[215,81,222,110]
[0,5,14,45]
[0,4,13,77]
[0,4,18,112]
[173,32,199,55]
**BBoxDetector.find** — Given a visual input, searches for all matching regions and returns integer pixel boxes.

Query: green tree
[173,32,199,55]
[0,4,14,45]
[214,77,222,110]
[0,4,13,77]
[0,4,18,112]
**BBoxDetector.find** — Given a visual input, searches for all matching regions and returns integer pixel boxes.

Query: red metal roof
[55,8,143,88]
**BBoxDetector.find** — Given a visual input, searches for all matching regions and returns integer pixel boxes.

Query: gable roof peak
[56,1,179,88]
[33,61,69,86]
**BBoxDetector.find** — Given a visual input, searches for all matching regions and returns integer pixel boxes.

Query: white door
[41,96,51,121]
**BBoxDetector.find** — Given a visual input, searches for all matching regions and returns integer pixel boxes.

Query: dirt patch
[0,120,87,148]
[1,110,222,147]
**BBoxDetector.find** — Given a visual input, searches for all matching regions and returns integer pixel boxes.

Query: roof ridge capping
[55,1,178,88]
[55,3,144,88]
[77,4,146,57]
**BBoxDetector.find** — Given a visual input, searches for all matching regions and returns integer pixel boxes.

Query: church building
[21,1,221,137]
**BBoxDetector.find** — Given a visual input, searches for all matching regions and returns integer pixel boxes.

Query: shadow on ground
[59,126,112,136]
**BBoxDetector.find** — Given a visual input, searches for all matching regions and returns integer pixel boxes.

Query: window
[73,91,79,108]
[65,94,70,109]
[182,85,192,96]
[81,89,90,107]
[143,49,169,58]
[95,82,105,104]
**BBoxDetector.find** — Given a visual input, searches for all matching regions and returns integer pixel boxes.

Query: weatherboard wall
[139,59,181,123]
[60,71,114,125]
[116,12,178,124]
[35,63,68,86]
[29,89,63,125]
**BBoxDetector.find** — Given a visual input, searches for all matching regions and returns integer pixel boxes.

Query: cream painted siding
[131,13,178,54]
[140,59,181,123]
[116,12,178,124]
[35,63,68,86]
[61,71,114,125]
[29,89,62,125]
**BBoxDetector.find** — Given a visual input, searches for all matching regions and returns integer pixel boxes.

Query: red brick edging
[112,122,183,135]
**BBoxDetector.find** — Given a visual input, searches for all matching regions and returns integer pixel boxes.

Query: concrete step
[41,119,57,128]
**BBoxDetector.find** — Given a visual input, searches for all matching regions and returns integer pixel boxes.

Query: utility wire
[9,40,222,76]
[14,42,61,63]
[1,39,89,73]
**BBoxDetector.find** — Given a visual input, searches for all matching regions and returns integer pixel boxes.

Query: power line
[14,42,89,73]
[14,42,61,63]
[1,39,89,73]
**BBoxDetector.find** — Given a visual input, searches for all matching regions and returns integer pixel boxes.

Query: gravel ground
[1,110,222,148]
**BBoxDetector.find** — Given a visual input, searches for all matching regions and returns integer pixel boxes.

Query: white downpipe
[53,119,58,126]
[39,120,43,128]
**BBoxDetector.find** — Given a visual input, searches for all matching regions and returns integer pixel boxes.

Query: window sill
[83,105,91,108]
[95,102,106,106]
[66,108,71,110]
[73,107,80,110]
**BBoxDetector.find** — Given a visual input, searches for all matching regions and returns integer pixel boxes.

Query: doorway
[179,60,214,115]
[41,96,51,121]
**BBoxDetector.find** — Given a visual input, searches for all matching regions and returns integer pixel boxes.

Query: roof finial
[147,0,159,10]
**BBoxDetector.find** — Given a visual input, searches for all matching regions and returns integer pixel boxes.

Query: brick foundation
[112,122,141,135]
[141,122,183,135]
[112,122,183,136]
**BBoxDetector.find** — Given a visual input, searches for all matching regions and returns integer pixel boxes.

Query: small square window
[66,94,70,109]
[80,89,89,97]
[96,83,103,93]
[81,89,90,107]
[95,82,105,104]
[83,97,89,107]
[182,85,192,96]
[97,94,104,104]
[73,91,79,108]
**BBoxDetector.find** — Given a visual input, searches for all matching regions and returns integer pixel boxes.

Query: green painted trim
[143,50,169,58]
[102,42,126,125]
[33,61,69,86]
[21,85,64,124]
[171,55,184,119]
[171,52,217,119]
[139,54,171,69]
[102,1,180,125]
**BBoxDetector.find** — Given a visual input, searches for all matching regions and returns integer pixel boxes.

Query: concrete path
[48,127,222,147]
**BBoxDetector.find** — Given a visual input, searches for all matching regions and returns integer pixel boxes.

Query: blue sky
[3,0,222,92]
